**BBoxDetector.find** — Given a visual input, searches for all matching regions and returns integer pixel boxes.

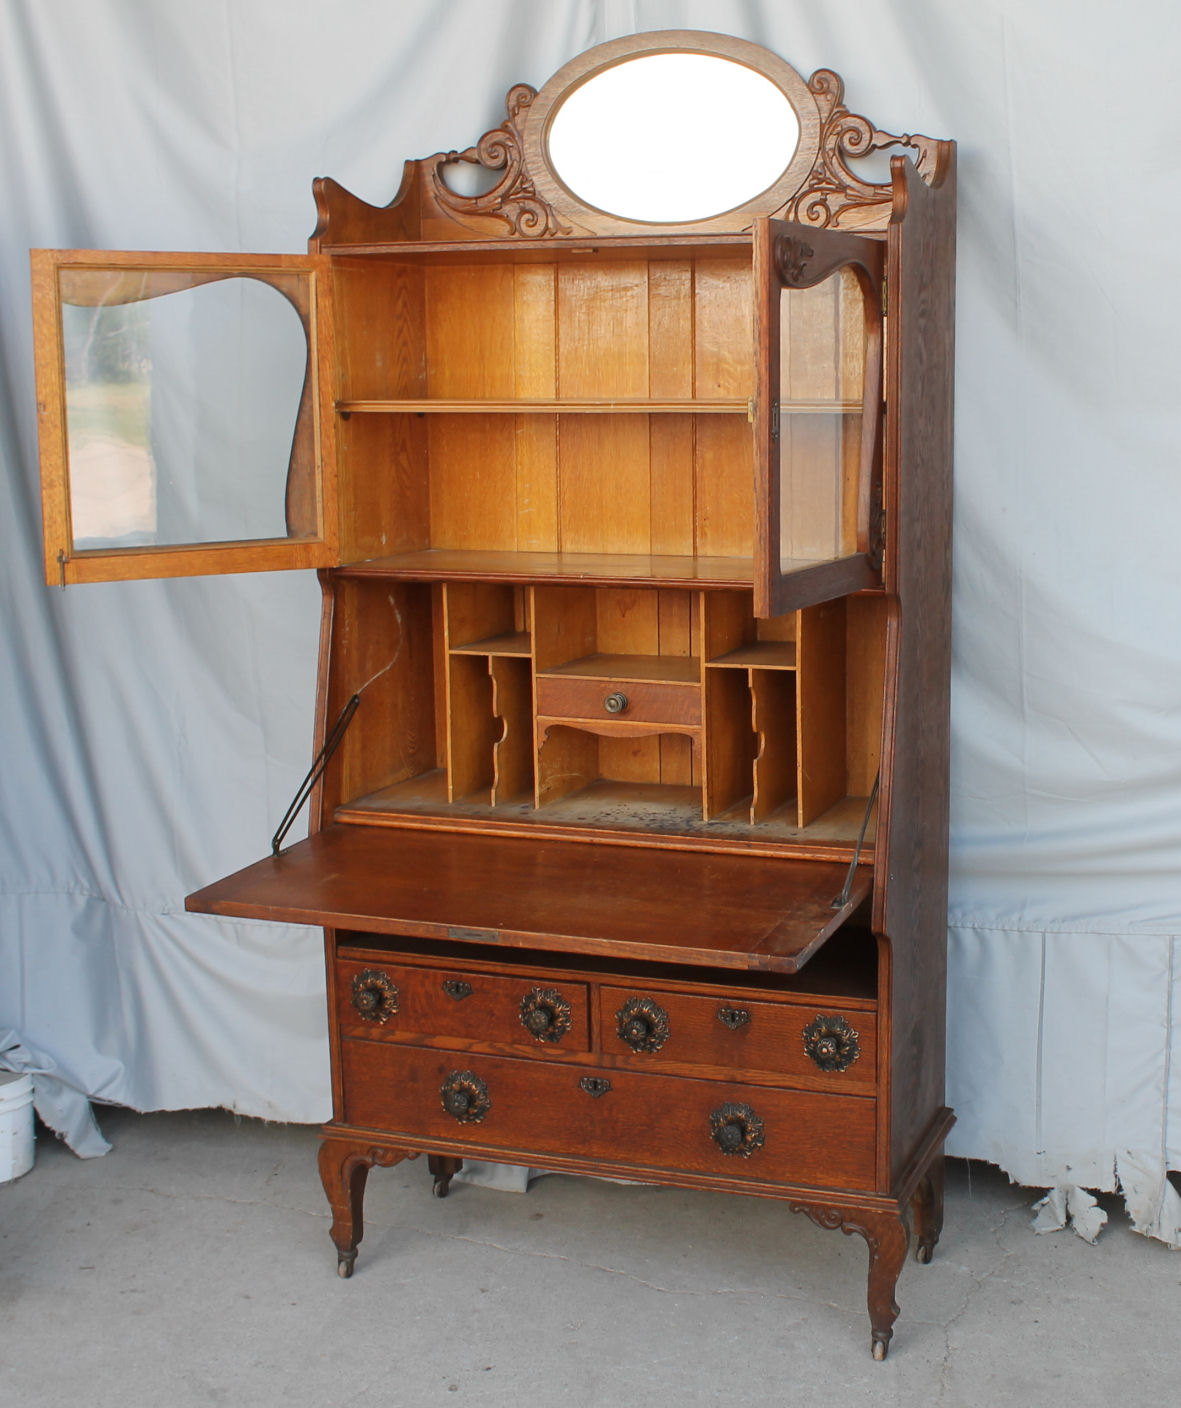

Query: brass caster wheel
[432,1176,452,1198]
[337,1251,357,1279]
[871,1335,890,1362]
[916,1241,934,1265]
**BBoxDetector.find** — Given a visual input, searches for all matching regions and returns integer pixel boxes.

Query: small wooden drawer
[535,675,701,730]
[336,956,590,1051]
[599,986,877,1092]
[341,1040,876,1193]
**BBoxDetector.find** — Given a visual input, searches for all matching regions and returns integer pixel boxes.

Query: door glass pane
[778,266,865,567]
[60,271,309,551]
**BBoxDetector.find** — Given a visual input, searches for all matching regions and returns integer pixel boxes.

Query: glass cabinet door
[31,250,337,584]
[752,220,885,618]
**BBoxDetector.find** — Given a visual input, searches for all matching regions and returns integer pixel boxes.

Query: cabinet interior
[324,575,884,852]
[331,249,865,575]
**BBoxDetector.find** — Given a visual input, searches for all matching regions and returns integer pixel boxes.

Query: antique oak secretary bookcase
[32,32,955,1359]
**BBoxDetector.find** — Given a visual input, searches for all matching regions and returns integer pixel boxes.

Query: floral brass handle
[615,996,670,1053]
[802,1014,861,1072]
[440,1069,491,1124]
[709,1102,765,1157]
[351,969,398,1024]
[519,987,573,1043]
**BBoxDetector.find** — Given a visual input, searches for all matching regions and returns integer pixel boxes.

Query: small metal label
[447,926,499,944]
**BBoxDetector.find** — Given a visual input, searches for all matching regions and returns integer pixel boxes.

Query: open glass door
[31,250,338,584]
[752,221,885,618]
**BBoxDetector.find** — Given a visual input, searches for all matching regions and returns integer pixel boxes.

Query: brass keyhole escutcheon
[351,969,398,1024]
[603,691,628,714]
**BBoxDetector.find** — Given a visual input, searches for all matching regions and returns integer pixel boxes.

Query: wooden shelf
[449,631,532,657]
[337,398,860,416]
[337,550,756,589]
[707,641,798,670]
[541,653,700,684]
[338,398,749,415]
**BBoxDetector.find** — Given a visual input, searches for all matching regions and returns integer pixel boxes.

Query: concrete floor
[2,1110,1178,1406]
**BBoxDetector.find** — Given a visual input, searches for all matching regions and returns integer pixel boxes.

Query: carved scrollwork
[783,68,949,230]
[773,235,815,286]
[615,996,670,1053]
[351,969,399,1024]
[803,1014,862,1072]
[432,84,573,238]
[709,1102,765,1157]
[519,986,573,1043]
[440,1069,492,1124]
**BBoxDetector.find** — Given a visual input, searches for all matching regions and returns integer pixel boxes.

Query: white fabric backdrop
[2,0,1178,1240]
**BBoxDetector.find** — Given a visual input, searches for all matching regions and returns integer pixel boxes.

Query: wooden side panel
[846,594,886,797]
[490,656,534,804]
[796,599,847,826]
[446,653,496,804]
[878,156,957,1182]
[703,668,754,819]
[318,578,437,813]
[751,670,797,822]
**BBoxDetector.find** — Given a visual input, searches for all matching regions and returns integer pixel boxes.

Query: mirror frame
[520,31,821,236]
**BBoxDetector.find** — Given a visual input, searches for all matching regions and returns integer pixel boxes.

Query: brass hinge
[57,549,67,590]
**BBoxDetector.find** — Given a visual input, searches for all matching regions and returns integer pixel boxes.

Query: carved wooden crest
[312,31,952,247]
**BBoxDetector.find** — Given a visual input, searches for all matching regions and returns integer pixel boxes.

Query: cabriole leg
[428,1154,464,1198]
[911,1153,945,1264]
[856,1209,910,1360]
[317,1136,407,1277]
[791,1202,910,1360]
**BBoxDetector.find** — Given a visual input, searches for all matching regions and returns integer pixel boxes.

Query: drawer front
[535,675,701,729]
[341,1040,876,1193]
[600,986,877,1092]
[336,957,590,1052]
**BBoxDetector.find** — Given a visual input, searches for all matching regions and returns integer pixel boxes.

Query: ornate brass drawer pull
[351,969,398,1024]
[803,1014,861,1072]
[709,1102,765,1157]
[578,1076,612,1099]
[440,1070,491,1124]
[519,986,573,1043]
[615,996,670,1053]
[603,691,628,714]
[442,979,473,1000]
[717,1006,751,1030]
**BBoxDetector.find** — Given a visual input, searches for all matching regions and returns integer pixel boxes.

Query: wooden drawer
[599,986,877,1093]
[336,956,590,1052]
[536,675,701,730]
[341,1039,877,1193]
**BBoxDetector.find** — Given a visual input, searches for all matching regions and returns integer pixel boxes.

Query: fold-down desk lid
[186,826,870,975]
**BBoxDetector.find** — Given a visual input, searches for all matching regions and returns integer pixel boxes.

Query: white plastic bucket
[0,1071,35,1181]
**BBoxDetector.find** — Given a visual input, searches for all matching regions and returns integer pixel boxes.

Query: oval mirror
[546,52,801,224]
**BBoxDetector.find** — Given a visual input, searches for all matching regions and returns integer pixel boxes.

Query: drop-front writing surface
[34,28,956,1361]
